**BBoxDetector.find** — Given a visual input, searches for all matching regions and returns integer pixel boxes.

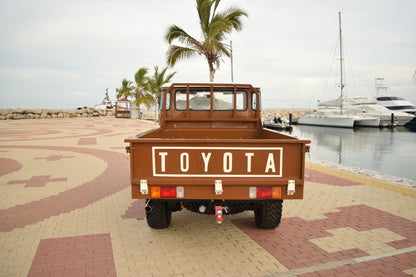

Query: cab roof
[162,82,260,90]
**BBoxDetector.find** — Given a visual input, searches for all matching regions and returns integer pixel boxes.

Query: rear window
[159,91,171,110]
[175,90,247,111]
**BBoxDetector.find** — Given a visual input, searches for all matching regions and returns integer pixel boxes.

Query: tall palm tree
[132,67,154,119]
[116,78,133,100]
[165,0,247,81]
[147,66,177,107]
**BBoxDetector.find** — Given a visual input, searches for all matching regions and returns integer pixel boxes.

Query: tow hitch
[215,206,223,224]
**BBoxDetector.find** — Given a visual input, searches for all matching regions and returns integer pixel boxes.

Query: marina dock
[1,117,415,277]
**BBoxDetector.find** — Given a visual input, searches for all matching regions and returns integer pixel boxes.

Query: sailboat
[298,12,378,128]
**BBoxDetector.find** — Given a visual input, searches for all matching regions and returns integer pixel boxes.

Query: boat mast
[339,11,344,115]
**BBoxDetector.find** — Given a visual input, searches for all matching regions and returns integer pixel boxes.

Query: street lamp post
[230,40,233,82]
[222,40,234,82]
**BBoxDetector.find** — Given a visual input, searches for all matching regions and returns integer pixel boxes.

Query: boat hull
[298,115,355,128]
[354,117,380,127]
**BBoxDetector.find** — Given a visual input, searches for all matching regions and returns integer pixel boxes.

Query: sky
[1,0,415,110]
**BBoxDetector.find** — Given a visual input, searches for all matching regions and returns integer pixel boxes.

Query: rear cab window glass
[175,90,247,111]
[160,91,171,110]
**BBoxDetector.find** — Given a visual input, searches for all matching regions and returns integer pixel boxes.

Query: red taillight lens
[151,186,184,198]
[257,187,273,198]
[250,187,282,199]
[160,187,176,198]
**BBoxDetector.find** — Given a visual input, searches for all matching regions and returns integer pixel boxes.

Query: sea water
[283,125,416,181]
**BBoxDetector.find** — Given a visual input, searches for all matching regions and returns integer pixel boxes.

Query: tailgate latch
[215,180,223,195]
[287,180,295,195]
[140,180,148,195]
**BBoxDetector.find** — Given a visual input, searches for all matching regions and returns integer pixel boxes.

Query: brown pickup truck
[125,83,310,229]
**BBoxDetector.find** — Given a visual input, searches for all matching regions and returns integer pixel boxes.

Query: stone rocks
[0,108,302,121]
[262,109,313,122]
[0,108,115,120]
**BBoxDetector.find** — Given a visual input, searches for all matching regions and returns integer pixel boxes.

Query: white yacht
[376,96,416,116]
[342,100,414,126]
[298,109,379,128]
[298,12,378,128]
[373,78,416,125]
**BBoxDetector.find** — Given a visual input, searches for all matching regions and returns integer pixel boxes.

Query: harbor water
[283,125,416,181]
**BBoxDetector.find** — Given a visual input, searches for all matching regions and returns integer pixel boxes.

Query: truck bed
[128,127,298,140]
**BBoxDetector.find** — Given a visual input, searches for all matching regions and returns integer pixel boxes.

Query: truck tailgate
[126,130,309,200]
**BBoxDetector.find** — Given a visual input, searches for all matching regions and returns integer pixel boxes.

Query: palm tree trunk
[136,91,141,119]
[209,64,215,82]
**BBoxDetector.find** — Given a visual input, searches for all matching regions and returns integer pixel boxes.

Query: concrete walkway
[0,117,415,277]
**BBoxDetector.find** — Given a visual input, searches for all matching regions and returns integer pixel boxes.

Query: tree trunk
[136,91,141,119]
[209,63,215,82]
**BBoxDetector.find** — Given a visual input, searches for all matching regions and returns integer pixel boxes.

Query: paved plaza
[0,117,415,277]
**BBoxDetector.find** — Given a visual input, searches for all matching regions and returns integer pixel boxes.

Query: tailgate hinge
[215,180,223,195]
[140,180,148,195]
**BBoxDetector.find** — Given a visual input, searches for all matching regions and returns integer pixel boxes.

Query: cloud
[1,0,415,109]
[70,91,87,97]
[0,67,81,79]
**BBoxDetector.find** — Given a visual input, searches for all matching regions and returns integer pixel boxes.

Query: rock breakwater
[262,109,313,122]
[1,108,312,121]
[0,108,115,120]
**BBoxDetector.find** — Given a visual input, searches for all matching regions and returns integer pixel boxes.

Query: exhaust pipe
[145,200,152,213]
[199,205,207,214]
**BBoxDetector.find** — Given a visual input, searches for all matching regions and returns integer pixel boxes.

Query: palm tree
[132,67,154,119]
[165,0,247,81]
[116,78,133,100]
[147,66,177,107]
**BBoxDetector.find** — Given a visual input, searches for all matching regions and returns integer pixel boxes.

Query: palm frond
[165,0,247,81]
[220,7,248,31]
[165,25,199,47]
[116,78,133,100]
[134,67,148,86]
[166,45,198,67]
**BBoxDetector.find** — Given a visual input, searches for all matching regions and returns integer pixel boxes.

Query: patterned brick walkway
[0,117,415,277]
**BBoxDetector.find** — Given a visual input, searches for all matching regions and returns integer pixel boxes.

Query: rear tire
[146,201,172,229]
[254,200,283,229]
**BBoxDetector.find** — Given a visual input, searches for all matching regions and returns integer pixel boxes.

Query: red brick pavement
[7,175,68,187]
[0,145,130,232]
[298,251,415,277]
[307,168,363,186]
[78,137,97,145]
[28,233,116,277]
[232,205,416,270]
[121,199,146,220]
[0,128,111,142]
[0,157,22,177]
[35,155,75,161]
[1,119,415,277]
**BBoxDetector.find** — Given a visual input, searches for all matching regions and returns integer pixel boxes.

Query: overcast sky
[1,0,415,110]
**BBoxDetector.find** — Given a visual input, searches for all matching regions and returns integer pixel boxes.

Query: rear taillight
[257,187,272,198]
[151,186,184,198]
[249,187,281,199]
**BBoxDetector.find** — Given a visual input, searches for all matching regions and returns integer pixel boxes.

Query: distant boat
[374,78,416,125]
[94,89,114,110]
[298,107,380,128]
[298,12,377,128]
[343,98,414,127]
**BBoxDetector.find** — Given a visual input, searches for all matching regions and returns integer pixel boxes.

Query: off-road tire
[146,201,172,229]
[254,200,283,229]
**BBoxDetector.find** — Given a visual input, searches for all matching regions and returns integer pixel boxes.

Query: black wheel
[146,201,172,229]
[254,200,283,229]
